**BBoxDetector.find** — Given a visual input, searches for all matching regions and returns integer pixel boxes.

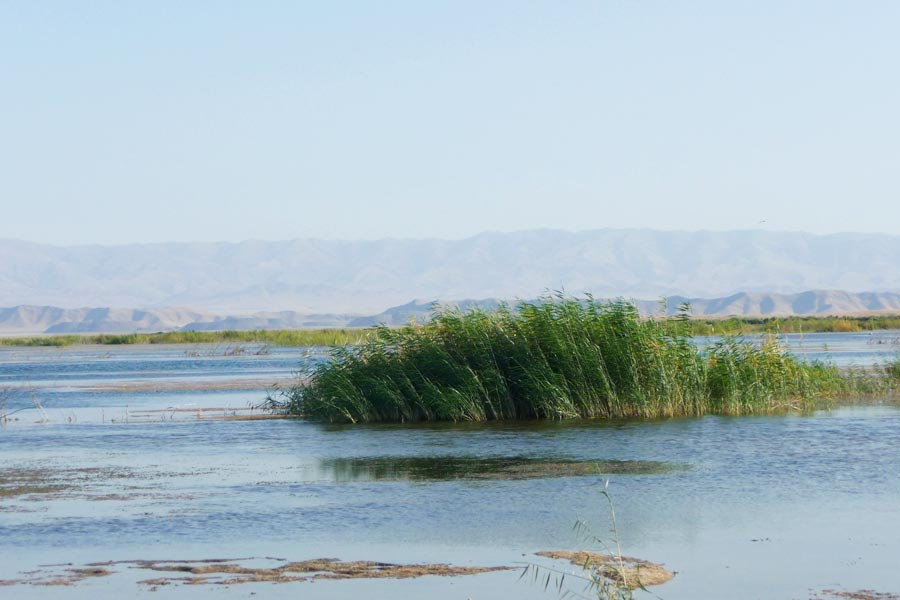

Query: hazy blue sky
[2,1,898,244]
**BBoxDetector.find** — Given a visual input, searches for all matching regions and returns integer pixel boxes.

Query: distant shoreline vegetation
[686,314,900,335]
[268,297,900,423]
[2,313,900,348]
[0,329,371,347]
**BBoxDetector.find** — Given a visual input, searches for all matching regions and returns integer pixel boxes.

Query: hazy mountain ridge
[354,290,900,326]
[672,290,900,317]
[3,290,900,335]
[0,305,355,335]
[2,230,900,314]
[0,305,213,334]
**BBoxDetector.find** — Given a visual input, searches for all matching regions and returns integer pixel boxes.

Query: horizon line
[2,226,898,248]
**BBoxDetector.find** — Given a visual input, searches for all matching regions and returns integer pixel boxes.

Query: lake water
[2,333,900,599]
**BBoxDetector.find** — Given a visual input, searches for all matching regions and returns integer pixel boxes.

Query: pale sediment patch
[137,557,513,585]
[2,557,514,588]
[535,550,674,588]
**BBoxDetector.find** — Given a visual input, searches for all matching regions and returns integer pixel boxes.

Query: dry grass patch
[136,558,512,585]
[284,558,510,580]
[535,550,674,588]
[3,556,513,588]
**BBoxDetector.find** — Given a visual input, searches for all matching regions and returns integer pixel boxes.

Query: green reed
[275,296,875,423]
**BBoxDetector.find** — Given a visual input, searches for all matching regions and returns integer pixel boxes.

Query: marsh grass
[882,358,900,383]
[273,296,877,423]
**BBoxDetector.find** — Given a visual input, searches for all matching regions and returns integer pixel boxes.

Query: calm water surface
[1,334,899,599]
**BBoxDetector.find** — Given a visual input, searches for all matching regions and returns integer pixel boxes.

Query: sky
[2,1,899,245]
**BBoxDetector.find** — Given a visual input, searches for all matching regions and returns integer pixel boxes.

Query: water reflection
[317,456,683,482]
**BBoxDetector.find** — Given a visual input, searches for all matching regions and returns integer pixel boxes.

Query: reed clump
[274,296,871,423]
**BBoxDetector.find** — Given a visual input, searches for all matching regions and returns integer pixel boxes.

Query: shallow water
[2,337,900,599]
[700,329,900,368]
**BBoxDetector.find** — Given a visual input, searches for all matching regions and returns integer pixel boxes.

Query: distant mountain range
[350,290,900,327]
[3,290,900,335]
[0,305,355,335]
[2,229,900,314]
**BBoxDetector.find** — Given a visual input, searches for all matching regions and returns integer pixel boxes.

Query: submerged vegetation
[271,297,897,423]
[318,456,681,482]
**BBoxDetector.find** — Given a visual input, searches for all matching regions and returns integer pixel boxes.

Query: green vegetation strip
[269,297,900,423]
[0,329,373,347]
[683,314,900,336]
[3,313,900,348]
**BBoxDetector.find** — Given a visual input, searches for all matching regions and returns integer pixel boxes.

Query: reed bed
[274,297,879,423]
